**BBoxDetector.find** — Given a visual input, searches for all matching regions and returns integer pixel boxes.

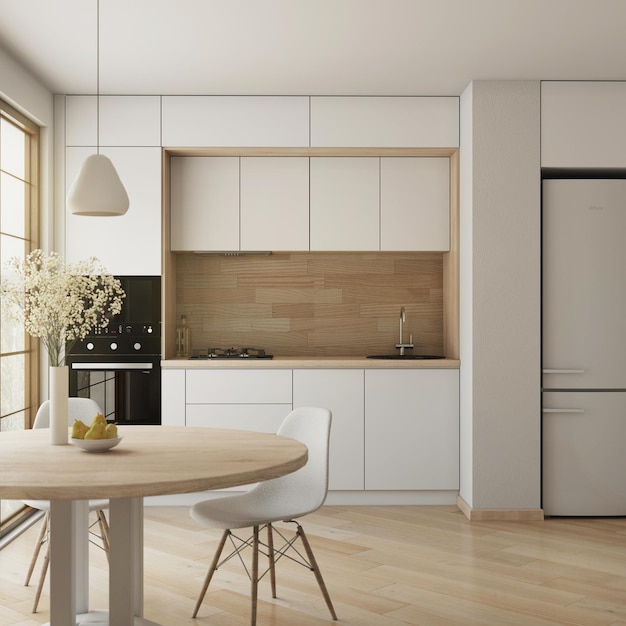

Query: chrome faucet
[395,306,414,356]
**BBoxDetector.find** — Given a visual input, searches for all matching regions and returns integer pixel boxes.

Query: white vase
[49,365,69,445]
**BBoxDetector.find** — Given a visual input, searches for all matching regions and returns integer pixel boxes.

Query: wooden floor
[1,505,625,625]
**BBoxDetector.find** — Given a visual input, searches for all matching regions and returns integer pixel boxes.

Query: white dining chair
[23,397,110,613]
[190,406,338,625]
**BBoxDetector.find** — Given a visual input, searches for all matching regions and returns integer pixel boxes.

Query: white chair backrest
[252,406,332,517]
[33,397,103,429]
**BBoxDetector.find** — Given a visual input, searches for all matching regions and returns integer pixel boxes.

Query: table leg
[107,497,161,626]
[47,497,161,626]
[48,500,89,625]
[109,497,143,622]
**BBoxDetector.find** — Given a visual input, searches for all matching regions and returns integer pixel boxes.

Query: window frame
[0,97,40,535]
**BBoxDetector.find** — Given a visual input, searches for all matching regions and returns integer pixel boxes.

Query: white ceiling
[0,0,625,96]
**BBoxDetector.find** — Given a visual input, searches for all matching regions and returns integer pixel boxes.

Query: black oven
[66,276,162,426]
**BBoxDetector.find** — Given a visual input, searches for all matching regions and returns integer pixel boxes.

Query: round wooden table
[0,426,308,626]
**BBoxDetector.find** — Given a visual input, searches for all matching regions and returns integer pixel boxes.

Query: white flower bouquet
[0,249,125,366]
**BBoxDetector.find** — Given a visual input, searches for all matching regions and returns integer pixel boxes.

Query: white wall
[0,45,54,249]
[459,81,541,511]
[2,52,549,511]
[0,46,54,399]
[459,82,474,503]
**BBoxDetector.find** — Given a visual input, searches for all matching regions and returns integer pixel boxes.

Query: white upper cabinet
[162,96,310,147]
[310,96,459,147]
[65,95,161,146]
[65,146,162,275]
[170,156,310,252]
[310,157,380,251]
[240,157,309,251]
[172,155,451,252]
[380,157,450,251]
[170,156,239,251]
[65,96,97,146]
[541,81,626,168]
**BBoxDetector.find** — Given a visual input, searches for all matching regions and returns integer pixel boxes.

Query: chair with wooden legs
[190,406,338,625]
[23,397,111,613]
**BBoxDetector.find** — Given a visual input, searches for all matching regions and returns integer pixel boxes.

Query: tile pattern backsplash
[176,252,443,356]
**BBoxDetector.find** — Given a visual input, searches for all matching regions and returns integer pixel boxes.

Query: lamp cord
[96,0,100,153]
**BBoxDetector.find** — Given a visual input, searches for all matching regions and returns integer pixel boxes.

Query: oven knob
[146,326,153,334]
[110,342,118,351]
[134,342,142,351]
[126,325,133,334]
[86,342,94,351]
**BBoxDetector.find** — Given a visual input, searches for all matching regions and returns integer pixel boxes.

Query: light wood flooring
[1,505,625,625]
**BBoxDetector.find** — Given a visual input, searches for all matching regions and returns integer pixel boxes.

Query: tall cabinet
[63,96,162,275]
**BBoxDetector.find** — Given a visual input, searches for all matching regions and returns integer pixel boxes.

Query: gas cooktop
[188,347,273,360]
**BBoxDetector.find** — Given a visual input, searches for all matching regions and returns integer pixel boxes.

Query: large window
[0,99,39,534]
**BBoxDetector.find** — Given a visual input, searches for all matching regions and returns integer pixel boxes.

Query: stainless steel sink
[366,354,445,360]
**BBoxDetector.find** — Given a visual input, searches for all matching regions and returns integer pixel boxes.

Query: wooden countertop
[0,426,308,501]
[162,356,460,368]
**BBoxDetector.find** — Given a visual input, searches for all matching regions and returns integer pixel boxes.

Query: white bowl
[70,436,123,452]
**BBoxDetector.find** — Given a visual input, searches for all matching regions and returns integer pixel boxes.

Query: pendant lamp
[67,0,129,216]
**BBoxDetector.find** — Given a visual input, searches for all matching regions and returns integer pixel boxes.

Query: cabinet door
[186,369,292,404]
[310,97,459,147]
[65,146,162,275]
[186,404,291,433]
[162,369,185,426]
[170,156,239,251]
[240,157,309,251]
[162,96,310,147]
[541,81,626,168]
[380,157,450,251]
[365,369,459,490]
[310,157,379,251]
[65,95,161,147]
[65,96,97,146]
[293,369,364,490]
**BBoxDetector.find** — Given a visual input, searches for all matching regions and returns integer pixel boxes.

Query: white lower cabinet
[184,369,292,432]
[364,369,459,490]
[186,369,292,404]
[161,366,459,496]
[161,369,185,426]
[186,404,290,433]
[293,369,365,491]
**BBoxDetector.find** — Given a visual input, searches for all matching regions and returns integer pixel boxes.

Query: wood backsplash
[175,252,443,357]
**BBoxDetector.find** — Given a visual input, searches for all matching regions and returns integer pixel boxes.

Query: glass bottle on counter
[175,314,191,357]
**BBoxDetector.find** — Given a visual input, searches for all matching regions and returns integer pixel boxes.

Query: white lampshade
[67,154,129,216]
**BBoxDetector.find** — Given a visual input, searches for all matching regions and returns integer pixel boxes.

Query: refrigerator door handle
[542,369,585,374]
[542,408,585,413]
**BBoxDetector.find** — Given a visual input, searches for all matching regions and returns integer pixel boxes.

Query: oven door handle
[70,362,154,370]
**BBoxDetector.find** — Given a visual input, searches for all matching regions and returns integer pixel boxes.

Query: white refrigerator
[542,178,626,516]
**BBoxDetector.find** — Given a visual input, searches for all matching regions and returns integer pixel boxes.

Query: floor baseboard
[457,495,544,521]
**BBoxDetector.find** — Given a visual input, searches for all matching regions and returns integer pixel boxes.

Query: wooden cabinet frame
[162,147,459,360]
